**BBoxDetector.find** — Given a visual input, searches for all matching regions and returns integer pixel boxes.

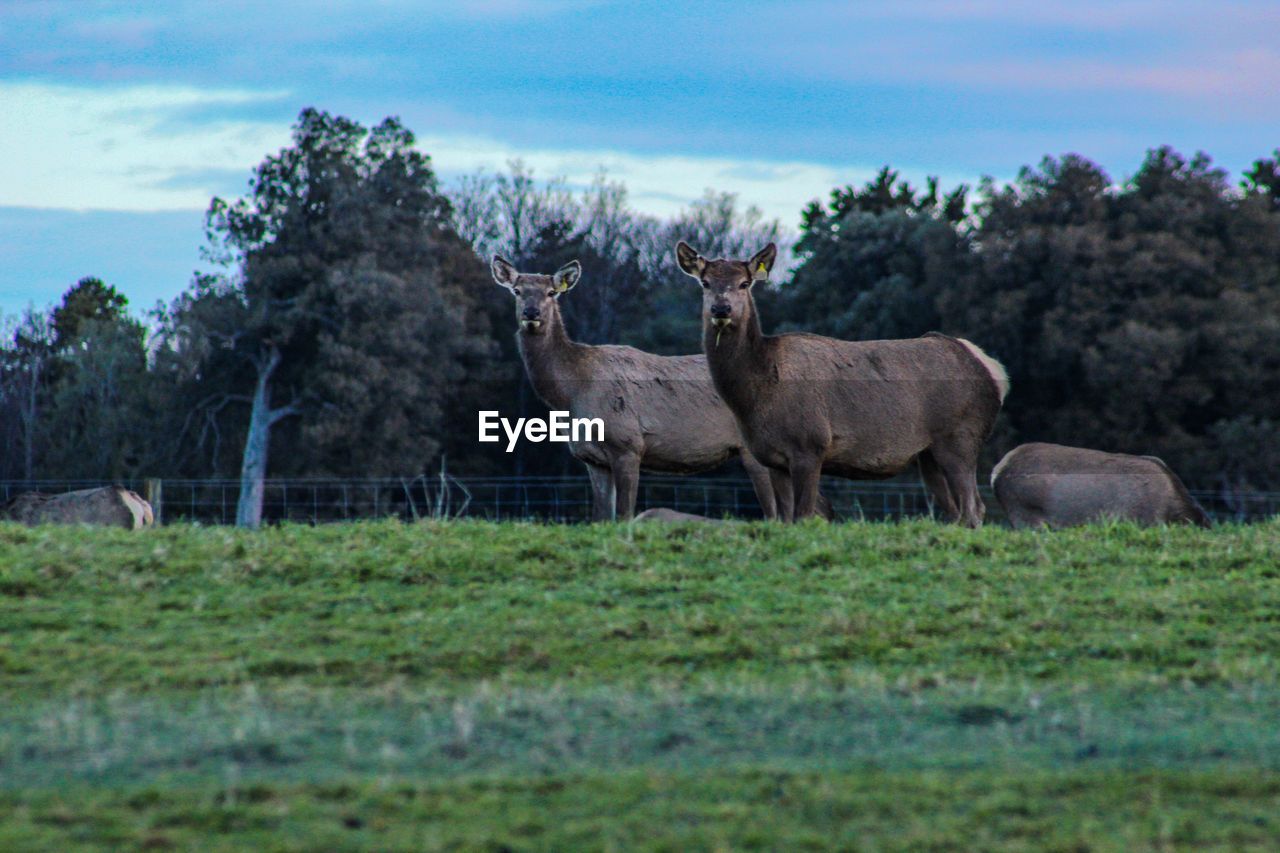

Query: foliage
[754,149,1280,490]
[0,279,154,480]
[6,138,1280,496]
[157,109,494,483]
[774,168,968,340]
[938,148,1280,486]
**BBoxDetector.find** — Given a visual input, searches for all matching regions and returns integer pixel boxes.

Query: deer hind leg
[740,450,781,520]
[917,450,961,522]
[609,451,641,520]
[926,443,985,528]
[769,468,795,522]
[789,455,824,521]
[585,462,616,522]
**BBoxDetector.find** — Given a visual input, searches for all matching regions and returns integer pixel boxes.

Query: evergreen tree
[161,108,493,525]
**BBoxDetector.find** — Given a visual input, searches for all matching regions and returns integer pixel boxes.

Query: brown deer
[676,241,1009,526]
[492,256,795,521]
[1,486,155,529]
[991,442,1211,528]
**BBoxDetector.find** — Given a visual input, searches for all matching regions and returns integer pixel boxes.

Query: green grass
[2,518,1280,850]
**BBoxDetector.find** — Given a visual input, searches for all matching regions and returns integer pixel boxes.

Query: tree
[0,308,56,480]
[166,108,493,526]
[941,148,1280,489]
[0,279,154,481]
[778,168,968,341]
[50,277,132,350]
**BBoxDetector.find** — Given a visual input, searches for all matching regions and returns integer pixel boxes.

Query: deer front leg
[584,462,616,522]
[790,455,824,521]
[610,451,641,520]
[769,468,794,522]
[740,449,780,520]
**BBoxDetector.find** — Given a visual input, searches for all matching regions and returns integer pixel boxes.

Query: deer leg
[740,450,780,520]
[790,456,824,521]
[769,469,795,522]
[917,450,960,522]
[611,452,641,520]
[928,444,986,528]
[584,462,616,522]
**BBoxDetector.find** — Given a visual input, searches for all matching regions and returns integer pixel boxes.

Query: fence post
[146,478,163,526]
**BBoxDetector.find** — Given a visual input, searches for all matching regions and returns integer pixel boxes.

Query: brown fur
[492,257,795,521]
[1,486,155,529]
[677,242,1009,526]
[991,442,1211,528]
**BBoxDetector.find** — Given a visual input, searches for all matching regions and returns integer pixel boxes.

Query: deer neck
[703,296,770,409]
[517,309,589,410]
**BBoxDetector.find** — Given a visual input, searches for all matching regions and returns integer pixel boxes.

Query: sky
[2,0,1279,320]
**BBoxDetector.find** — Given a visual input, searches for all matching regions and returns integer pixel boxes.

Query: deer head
[491,256,581,334]
[676,242,776,334]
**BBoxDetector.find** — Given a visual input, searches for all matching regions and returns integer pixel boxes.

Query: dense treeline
[3,108,1279,516]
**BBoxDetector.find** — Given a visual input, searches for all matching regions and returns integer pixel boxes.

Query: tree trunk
[235,345,294,528]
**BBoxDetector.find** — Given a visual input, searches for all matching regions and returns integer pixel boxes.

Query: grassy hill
[2,518,1279,850]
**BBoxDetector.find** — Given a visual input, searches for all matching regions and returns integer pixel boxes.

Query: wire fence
[2,476,1278,526]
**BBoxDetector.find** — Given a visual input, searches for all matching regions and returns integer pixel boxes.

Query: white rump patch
[957,339,1011,402]
[990,449,1016,488]
[118,488,154,529]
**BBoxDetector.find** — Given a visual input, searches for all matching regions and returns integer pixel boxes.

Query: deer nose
[710,303,731,320]
[522,305,541,321]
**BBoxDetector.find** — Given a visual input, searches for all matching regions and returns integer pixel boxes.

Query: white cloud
[420,132,883,228]
[0,81,292,211]
[4,80,996,232]
[1,81,894,228]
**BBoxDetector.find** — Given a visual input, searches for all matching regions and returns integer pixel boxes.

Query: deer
[676,241,1010,526]
[991,442,1211,528]
[1,486,155,529]
[492,256,800,521]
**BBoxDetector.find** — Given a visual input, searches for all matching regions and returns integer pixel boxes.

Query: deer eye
[512,288,521,296]
[699,279,709,289]
[547,289,556,298]
[738,280,751,289]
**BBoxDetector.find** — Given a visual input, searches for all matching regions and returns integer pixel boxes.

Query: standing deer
[492,256,794,521]
[676,241,1009,526]
[991,442,1211,528]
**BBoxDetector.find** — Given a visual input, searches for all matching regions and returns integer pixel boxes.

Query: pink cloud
[948,47,1280,105]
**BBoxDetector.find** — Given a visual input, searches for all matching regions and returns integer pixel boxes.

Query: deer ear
[552,260,581,293]
[749,243,777,282]
[675,242,706,278]
[491,255,518,291]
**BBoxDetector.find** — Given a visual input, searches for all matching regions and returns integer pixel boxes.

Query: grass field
[2,518,1279,850]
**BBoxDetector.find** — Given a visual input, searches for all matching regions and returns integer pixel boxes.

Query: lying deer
[676,242,1009,526]
[1,485,155,529]
[991,442,1211,528]
[492,256,794,521]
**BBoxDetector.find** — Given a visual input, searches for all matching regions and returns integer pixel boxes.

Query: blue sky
[3,0,1279,319]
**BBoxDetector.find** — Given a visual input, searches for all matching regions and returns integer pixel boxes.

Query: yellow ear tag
[757,263,766,273]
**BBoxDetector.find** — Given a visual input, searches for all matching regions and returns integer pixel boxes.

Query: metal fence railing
[3,477,1278,526]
